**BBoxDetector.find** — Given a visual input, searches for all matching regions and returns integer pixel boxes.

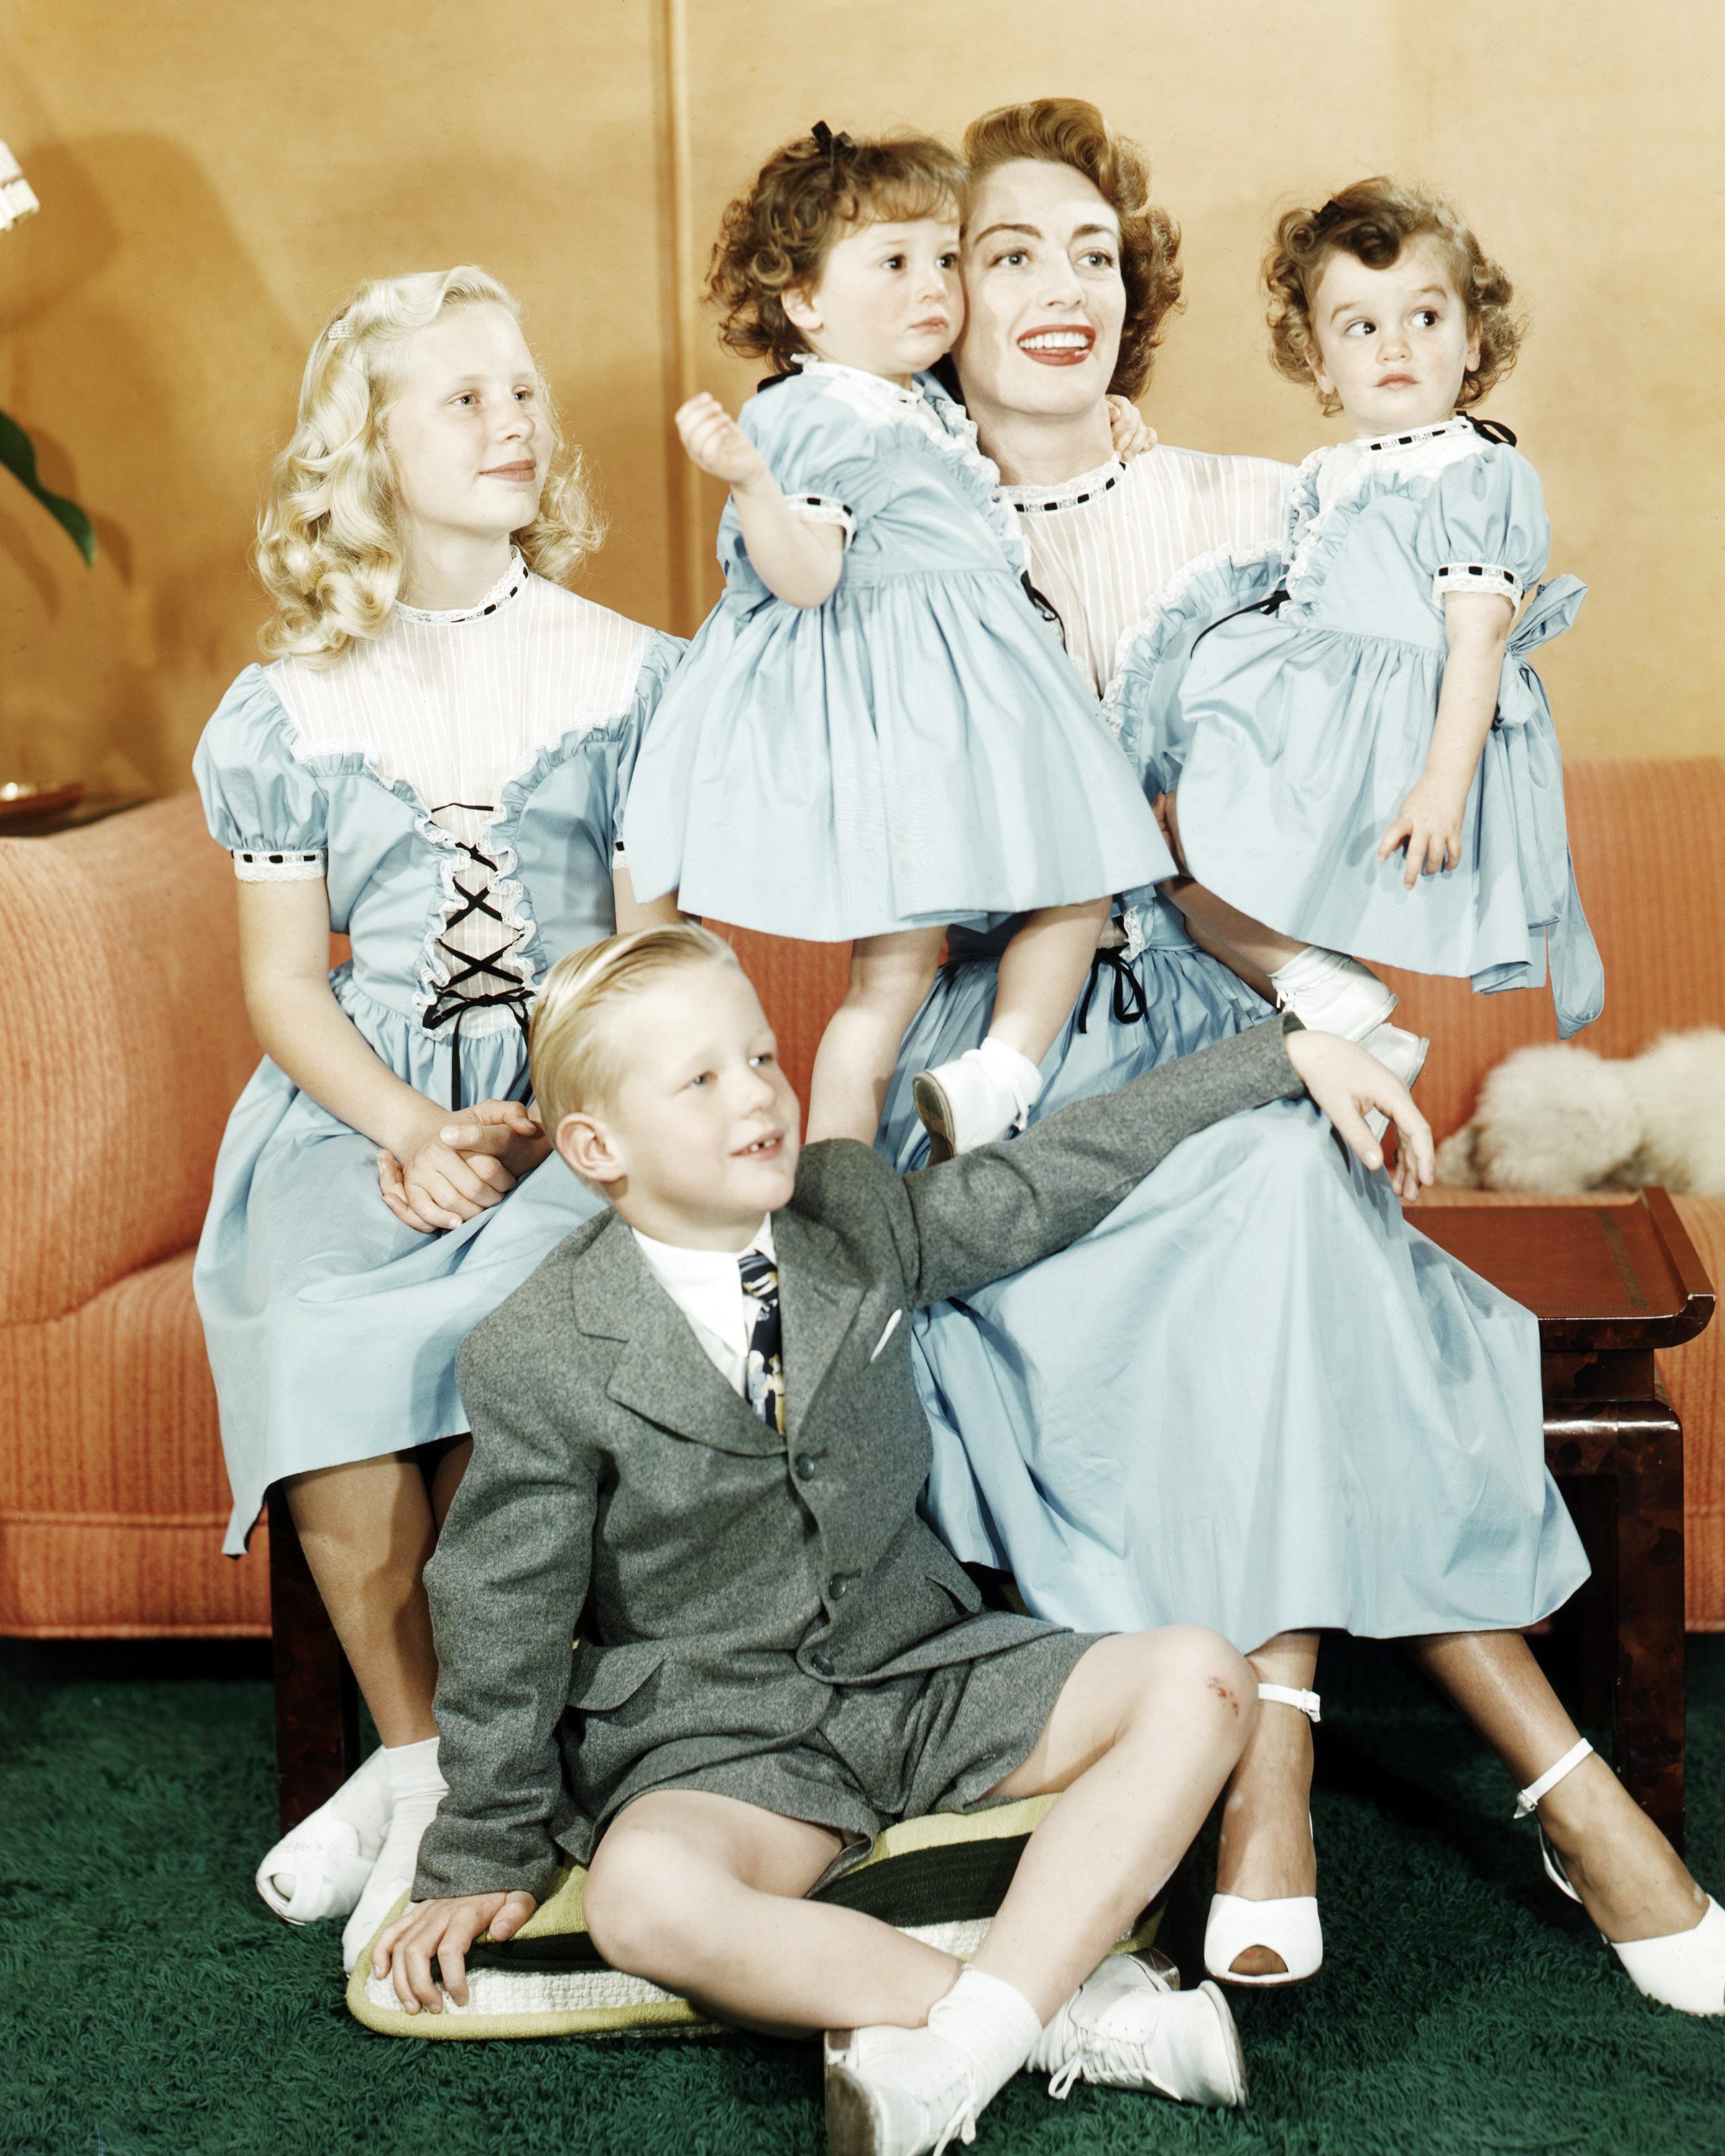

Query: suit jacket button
[809,1651,834,1677]
[830,1575,850,1599]
[794,1452,817,1480]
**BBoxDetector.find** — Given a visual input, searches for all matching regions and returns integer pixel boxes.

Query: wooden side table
[1415,1188,1715,1851]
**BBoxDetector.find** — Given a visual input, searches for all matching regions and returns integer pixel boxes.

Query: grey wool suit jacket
[413,1014,1306,1902]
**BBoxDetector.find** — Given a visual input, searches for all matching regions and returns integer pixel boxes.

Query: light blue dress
[193,605,682,1554]
[1131,418,1603,1036]
[622,360,1173,938]
[880,443,1591,1651]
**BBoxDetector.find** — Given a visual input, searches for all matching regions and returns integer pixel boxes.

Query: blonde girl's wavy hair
[256,267,603,660]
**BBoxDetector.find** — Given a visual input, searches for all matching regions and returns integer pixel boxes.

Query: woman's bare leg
[1211,1631,1320,1978]
[582,1792,961,2036]
[1409,1631,1708,1941]
[985,899,1112,1062]
[285,1453,443,1746]
[807,927,947,1143]
[975,1628,1256,2020]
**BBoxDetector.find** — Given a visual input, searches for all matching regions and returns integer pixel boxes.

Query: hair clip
[810,120,856,162]
[326,311,354,345]
[1312,200,1344,232]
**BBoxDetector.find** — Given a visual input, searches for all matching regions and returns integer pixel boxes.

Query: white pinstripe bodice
[1003,446,1293,694]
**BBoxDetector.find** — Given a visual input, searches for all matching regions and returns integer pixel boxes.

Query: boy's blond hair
[530,923,739,1133]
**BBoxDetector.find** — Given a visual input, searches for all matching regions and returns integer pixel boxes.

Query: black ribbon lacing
[1075,946,1149,1034]
[421,811,532,1111]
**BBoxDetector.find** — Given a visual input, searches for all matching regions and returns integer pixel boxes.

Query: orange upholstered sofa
[1,761,1719,1639]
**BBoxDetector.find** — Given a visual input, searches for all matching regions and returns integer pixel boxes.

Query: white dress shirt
[630,1217,777,1398]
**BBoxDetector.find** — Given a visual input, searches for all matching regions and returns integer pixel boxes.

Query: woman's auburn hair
[1265,178,1524,414]
[255,266,602,662]
[708,129,969,374]
[961,99,1183,401]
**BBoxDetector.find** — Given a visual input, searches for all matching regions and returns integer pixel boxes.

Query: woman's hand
[676,392,770,488]
[373,1890,538,2013]
[1378,770,1471,888]
[1282,1028,1435,1201]
[1105,395,1158,461]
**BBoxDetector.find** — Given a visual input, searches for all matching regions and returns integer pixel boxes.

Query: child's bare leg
[1407,1630,1707,1942]
[287,1454,444,1743]
[581,1790,960,2035]
[1211,1631,1320,1978]
[972,1628,1256,2019]
[987,899,1112,1061]
[1159,791,1304,979]
[807,927,946,1144]
[912,900,1111,1158]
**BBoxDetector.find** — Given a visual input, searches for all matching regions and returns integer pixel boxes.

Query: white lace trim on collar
[1000,458,1127,515]
[395,549,529,627]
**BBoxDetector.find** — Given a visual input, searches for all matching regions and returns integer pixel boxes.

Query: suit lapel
[571,1216,783,1458]
[774,1208,865,1440]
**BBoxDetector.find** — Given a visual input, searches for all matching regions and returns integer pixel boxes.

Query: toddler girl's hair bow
[810,121,857,162]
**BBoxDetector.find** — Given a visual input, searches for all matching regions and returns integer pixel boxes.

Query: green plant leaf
[0,406,96,563]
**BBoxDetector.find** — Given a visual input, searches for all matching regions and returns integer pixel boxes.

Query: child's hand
[1378,772,1471,888]
[1106,395,1157,461]
[377,1107,521,1234]
[676,392,770,489]
[378,1101,546,1233]
[1283,1028,1435,1202]
[373,1890,538,2014]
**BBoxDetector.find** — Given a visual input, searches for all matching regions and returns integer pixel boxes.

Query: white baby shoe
[913,1040,1042,1164]
[824,2022,980,2156]
[1269,946,1397,1042]
[1029,1953,1248,2106]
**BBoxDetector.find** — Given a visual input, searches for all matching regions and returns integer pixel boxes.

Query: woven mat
[349,1792,1164,2040]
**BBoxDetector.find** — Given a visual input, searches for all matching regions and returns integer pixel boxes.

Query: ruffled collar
[999,456,1127,515]
[395,550,530,627]
[1348,415,1473,457]
[790,354,926,410]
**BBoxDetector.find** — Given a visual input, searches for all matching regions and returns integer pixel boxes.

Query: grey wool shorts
[601,1625,1102,1882]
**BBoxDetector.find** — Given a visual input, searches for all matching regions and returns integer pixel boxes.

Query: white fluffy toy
[1437,1028,1725,1196]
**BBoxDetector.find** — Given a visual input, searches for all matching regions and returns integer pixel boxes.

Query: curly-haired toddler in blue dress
[1126,179,1604,1075]
[624,124,1173,1148]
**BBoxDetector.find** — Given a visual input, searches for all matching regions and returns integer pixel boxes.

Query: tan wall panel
[0,0,676,792]
[1,3,1720,787]
[672,1,1725,758]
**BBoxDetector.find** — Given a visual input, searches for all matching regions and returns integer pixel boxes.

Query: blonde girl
[193,267,680,1969]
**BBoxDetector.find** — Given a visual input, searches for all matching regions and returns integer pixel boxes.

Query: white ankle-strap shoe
[1204,1685,1323,1988]
[824,2022,979,2156]
[1027,1953,1247,2108]
[1515,1738,1725,2015]
[254,1744,390,1926]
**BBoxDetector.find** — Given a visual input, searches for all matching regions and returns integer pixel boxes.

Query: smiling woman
[186,264,686,1973]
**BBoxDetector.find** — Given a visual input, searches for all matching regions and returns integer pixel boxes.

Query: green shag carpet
[1,1633,1721,2156]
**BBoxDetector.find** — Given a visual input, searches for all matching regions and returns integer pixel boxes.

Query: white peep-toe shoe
[1515,1738,1725,2016]
[254,1743,391,1926]
[1203,1685,1323,1988]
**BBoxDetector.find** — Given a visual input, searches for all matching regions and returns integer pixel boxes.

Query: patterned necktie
[738,1248,787,1436]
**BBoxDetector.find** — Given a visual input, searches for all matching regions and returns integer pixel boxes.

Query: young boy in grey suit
[376,924,1429,2156]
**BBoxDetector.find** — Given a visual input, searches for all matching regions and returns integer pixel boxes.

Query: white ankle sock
[926,1966,1044,2115]
[341,1737,449,1973]
[1266,945,1329,997]
[976,1038,1043,1123]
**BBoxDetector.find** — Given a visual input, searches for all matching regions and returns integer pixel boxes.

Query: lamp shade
[0,142,40,233]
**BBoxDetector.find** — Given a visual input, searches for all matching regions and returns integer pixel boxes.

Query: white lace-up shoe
[824,2024,980,2155]
[912,1048,1037,1164]
[1026,1955,1248,2107]
[1270,948,1397,1042]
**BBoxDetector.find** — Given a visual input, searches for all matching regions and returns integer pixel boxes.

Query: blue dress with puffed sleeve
[622,359,1172,938]
[1133,420,1603,1034]
[192,599,682,1553]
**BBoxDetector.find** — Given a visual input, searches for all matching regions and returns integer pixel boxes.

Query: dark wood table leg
[1609,1399,1686,1853]
[267,1485,360,1834]
[1545,1397,1685,1853]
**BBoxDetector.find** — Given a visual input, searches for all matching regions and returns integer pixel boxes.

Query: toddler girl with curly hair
[623,124,1172,1152]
